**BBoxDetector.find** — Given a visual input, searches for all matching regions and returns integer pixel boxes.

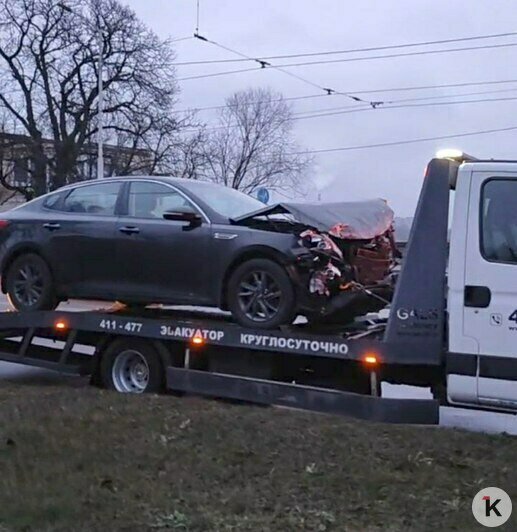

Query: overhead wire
[269,41,517,69]
[174,30,517,65]
[177,41,517,81]
[192,33,366,103]
[179,8,517,156]
[293,87,517,118]
[177,66,259,81]
[171,36,194,43]
[295,95,517,120]
[290,125,517,154]
[346,78,517,95]
[175,79,517,114]
[180,94,517,134]
[175,93,329,113]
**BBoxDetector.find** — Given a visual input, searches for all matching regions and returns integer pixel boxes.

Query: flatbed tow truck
[1,153,516,425]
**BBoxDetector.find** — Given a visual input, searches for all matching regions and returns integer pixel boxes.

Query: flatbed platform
[0,305,440,425]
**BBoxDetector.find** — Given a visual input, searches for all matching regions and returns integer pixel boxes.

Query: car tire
[227,258,296,329]
[100,338,164,394]
[5,253,58,311]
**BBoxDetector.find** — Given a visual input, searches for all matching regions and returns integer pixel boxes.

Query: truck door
[463,170,517,409]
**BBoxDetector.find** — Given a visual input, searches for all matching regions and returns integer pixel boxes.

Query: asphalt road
[0,296,515,435]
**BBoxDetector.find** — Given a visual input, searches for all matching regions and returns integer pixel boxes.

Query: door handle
[119,226,140,235]
[464,285,491,308]
[43,222,61,231]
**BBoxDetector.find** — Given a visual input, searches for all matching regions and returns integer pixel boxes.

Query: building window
[12,158,31,187]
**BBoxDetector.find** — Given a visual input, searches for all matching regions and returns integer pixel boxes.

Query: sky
[123,0,517,216]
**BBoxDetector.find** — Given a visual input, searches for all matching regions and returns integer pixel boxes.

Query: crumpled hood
[231,199,394,240]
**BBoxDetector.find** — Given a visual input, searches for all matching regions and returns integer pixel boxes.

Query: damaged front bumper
[287,248,393,325]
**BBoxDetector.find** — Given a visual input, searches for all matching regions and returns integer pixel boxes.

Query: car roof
[57,175,187,191]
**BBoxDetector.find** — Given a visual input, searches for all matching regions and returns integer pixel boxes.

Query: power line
[349,78,517,95]
[295,95,517,121]
[176,93,328,113]
[192,33,367,104]
[177,41,517,82]
[293,87,517,117]
[272,41,517,69]
[195,0,200,35]
[291,125,517,155]
[175,30,517,65]
[176,79,517,114]
[181,95,517,134]
[177,66,259,81]
[171,36,194,43]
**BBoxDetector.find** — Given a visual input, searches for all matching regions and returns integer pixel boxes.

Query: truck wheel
[100,338,164,394]
[227,258,296,329]
[5,253,58,311]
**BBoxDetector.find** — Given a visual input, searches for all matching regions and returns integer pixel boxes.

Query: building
[0,132,152,210]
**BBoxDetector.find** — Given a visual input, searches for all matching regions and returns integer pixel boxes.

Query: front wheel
[227,258,296,329]
[100,338,165,394]
[5,253,58,311]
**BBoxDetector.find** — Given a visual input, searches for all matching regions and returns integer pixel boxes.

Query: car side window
[127,181,197,219]
[62,182,122,215]
[43,192,62,210]
[481,179,517,263]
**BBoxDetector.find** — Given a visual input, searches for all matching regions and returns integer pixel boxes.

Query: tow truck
[1,151,516,424]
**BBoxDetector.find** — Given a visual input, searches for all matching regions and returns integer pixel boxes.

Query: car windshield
[182,180,265,219]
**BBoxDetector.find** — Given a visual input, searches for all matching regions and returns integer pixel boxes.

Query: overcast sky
[124,0,517,215]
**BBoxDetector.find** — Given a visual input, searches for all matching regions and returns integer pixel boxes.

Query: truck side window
[481,179,517,263]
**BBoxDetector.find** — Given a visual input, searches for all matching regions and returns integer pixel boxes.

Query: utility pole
[58,2,104,179]
[96,26,104,179]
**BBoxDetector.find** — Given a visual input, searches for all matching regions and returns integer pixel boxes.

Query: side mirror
[163,209,202,226]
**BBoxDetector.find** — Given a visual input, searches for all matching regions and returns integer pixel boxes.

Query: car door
[41,181,123,298]
[115,180,213,304]
[463,171,517,408]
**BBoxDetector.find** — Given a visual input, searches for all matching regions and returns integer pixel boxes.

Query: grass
[0,383,515,531]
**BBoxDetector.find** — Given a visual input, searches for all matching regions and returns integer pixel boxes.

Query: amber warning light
[191,335,204,346]
[363,354,378,365]
[54,320,68,331]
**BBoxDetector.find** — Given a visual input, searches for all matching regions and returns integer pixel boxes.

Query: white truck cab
[446,153,517,410]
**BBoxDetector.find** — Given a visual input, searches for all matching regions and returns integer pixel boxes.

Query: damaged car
[0,176,397,329]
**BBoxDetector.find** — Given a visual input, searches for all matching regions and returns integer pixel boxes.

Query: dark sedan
[0,177,311,328]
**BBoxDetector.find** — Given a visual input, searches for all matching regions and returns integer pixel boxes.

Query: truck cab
[446,154,517,410]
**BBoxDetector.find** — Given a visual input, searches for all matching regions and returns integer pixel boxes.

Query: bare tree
[0,0,178,195]
[108,107,208,179]
[0,115,35,201]
[204,88,312,195]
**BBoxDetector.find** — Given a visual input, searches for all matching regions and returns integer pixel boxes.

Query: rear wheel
[5,253,58,311]
[227,258,296,329]
[100,338,164,394]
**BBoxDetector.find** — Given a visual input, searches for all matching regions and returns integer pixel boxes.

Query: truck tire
[227,258,296,329]
[5,253,58,311]
[100,338,164,394]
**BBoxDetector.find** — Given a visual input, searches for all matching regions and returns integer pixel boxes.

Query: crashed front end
[232,199,398,324]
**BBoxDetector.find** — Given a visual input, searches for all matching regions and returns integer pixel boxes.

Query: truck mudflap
[166,367,440,425]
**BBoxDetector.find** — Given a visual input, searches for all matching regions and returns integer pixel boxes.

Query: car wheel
[5,253,58,311]
[227,258,296,329]
[100,338,164,394]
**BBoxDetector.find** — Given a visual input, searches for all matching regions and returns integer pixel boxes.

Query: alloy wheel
[12,262,45,307]
[237,270,282,322]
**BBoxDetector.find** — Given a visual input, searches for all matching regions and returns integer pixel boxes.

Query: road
[0,296,515,435]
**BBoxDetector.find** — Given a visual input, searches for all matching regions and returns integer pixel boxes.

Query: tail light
[0,220,10,229]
